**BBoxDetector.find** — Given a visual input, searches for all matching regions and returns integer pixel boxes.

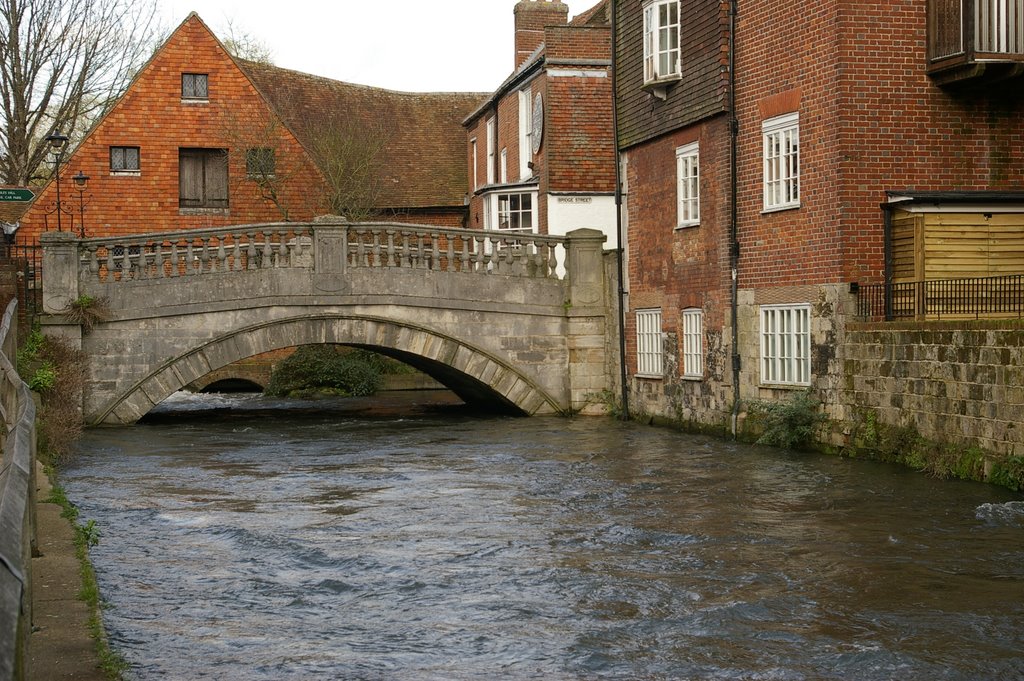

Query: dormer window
[643,0,681,86]
[181,73,209,101]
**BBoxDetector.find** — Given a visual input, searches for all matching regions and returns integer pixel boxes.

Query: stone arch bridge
[40,221,616,424]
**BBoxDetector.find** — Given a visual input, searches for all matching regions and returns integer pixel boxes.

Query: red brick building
[16,14,485,245]
[464,0,618,248]
[615,0,1024,429]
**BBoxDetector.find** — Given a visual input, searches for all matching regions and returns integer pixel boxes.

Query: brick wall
[514,0,569,68]
[623,115,734,424]
[734,0,1024,290]
[17,15,326,244]
[544,45,615,194]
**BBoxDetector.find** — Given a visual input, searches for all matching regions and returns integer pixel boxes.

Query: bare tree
[308,116,395,222]
[0,0,158,185]
[219,108,305,221]
[221,19,274,65]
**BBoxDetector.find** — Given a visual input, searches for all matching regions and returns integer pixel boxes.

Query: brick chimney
[514,0,569,68]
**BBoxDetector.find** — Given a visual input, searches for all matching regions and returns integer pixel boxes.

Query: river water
[63,392,1024,680]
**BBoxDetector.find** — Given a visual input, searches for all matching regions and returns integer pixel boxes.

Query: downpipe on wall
[729,0,741,438]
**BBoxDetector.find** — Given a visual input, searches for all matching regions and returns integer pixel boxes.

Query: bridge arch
[93,313,564,424]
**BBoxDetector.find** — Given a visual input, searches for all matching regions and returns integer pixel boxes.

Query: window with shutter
[179,149,229,210]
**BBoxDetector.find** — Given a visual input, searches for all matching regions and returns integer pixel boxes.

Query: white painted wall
[546,195,618,249]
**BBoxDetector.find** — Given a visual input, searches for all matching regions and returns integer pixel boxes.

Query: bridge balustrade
[74,222,569,284]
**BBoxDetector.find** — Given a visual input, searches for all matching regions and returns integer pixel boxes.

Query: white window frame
[681,308,703,379]
[760,304,811,386]
[500,149,508,183]
[762,112,800,212]
[486,118,496,185]
[643,0,681,84]
[676,141,699,228]
[470,137,478,191]
[483,189,537,234]
[636,308,664,378]
[518,86,533,180]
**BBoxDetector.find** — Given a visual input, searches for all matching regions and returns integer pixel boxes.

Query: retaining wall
[842,320,1024,458]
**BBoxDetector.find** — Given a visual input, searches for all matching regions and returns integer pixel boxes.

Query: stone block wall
[842,321,1024,458]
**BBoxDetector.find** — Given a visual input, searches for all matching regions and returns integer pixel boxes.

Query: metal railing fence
[856,274,1024,320]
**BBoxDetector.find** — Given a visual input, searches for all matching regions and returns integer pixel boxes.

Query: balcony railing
[928,0,1024,82]
[856,274,1024,321]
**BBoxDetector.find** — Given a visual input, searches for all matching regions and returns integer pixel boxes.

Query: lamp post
[1,222,17,257]
[45,133,70,232]
[73,170,90,237]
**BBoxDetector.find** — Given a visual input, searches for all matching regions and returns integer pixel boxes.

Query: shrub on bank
[17,329,86,465]
[745,390,827,450]
[265,345,383,398]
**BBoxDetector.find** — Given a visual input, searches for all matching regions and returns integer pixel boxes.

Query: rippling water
[63,392,1024,680]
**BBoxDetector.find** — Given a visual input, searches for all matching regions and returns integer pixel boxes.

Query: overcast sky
[158,0,588,93]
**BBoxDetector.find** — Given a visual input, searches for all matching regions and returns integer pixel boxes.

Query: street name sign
[0,188,34,202]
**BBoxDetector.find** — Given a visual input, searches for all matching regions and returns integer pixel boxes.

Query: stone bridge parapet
[40,221,616,423]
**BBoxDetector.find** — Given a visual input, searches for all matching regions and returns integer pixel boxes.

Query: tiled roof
[239,61,486,209]
[570,0,610,26]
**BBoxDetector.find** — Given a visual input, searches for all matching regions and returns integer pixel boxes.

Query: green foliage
[19,333,86,465]
[265,345,383,398]
[989,456,1024,492]
[28,361,57,392]
[747,390,827,450]
[16,327,45,374]
[76,519,101,549]
[62,294,111,334]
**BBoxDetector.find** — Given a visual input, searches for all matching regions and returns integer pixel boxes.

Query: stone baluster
[504,236,517,274]
[486,235,499,273]
[214,239,225,272]
[86,246,100,277]
[169,242,181,278]
[261,232,272,269]
[431,233,441,271]
[399,232,411,268]
[153,242,166,279]
[138,244,150,280]
[230,236,242,271]
[353,229,365,268]
[385,230,396,268]
[462,235,473,273]
[185,241,197,275]
[371,231,382,268]
[126,244,139,279]
[245,232,256,270]
[104,246,116,282]
[199,239,212,274]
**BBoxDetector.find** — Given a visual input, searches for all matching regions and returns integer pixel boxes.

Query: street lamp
[73,170,90,237]
[46,133,70,232]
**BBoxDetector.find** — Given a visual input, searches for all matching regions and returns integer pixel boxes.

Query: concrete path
[28,463,106,680]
